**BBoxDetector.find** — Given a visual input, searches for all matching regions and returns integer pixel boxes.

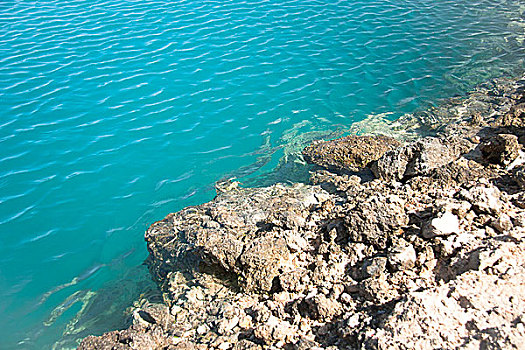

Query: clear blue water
[0,0,524,348]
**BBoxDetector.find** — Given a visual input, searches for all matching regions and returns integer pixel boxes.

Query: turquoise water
[1,0,524,348]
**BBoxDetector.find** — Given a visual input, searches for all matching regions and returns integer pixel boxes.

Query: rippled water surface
[1,0,524,348]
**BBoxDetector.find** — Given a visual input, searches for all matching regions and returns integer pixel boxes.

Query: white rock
[388,243,417,271]
[492,213,513,233]
[196,324,208,335]
[423,211,460,238]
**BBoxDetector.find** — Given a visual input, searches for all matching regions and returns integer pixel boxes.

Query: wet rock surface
[80,75,525,349]
[302,135,401,173]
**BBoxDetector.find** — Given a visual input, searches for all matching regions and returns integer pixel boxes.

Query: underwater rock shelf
[79,75,525,349]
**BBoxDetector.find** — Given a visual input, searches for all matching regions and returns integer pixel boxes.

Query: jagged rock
[480,133,521,166]
[365,242,525,350]
[360,273,399,304]
[145,182,331,293]
[387,242,416,271]
[460,184,502,215]
[302,135,401,173]
[307,294,343,320]
[514,165,525,189]
[344,194,409,249]
[372,137,460,182]
[360,257,387,279]
[253,316,296,344]
[422,211,460,238]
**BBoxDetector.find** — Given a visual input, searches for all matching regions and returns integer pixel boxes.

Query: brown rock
[308,294,343,320]
[302,135,401,172]
[480,134,520,166]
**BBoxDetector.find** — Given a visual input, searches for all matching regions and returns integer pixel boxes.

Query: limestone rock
[145,182,330,293]
[344,194,409,249]
[422,211,460,238]
[514,164,525,189]
[388,242,417,271]
[307,294,343,320]
[460,185,502,215]
[79,75,525,350]
[357,256,387,279]
[302,135,401,173]
[365,242,525,350]
[372,137,460,182]
[480,134,520,166]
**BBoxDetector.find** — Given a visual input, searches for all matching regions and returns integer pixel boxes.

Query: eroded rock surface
[302,135,400,173]
[79,76,525,350]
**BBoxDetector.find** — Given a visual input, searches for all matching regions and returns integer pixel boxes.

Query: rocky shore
[79,75,525,350]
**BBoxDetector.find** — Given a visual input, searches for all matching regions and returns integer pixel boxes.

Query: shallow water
[0,0,524,348]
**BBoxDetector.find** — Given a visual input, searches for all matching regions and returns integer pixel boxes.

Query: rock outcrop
[302,135,400,173]
[79,75,525,350]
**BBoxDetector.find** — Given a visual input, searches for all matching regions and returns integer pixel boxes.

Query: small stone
[272,321,294,342]
[308,294,343,320]
[330,284,345,299]
[218,316,239,335]
[346,313,361,328]
[492,213,513,233]
[362,257,387,279]
[218,342,231,350]
[232,340,263,350]
[422,211,460,238]
[513,165,525,189]
[340,293,353,304]
[238,315,253,329]
[197,325,209,335]
[485,226,497,237]
[388,243,417,271]
[295,338,321,350]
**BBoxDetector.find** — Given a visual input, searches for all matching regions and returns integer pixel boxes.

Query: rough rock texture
[371,137,463,182]
[367,241,525,350]
[145,182,331,294]
[79,76,525,350]
[480,133,520,165]
[302,135,400,173]
[513,164,525,189]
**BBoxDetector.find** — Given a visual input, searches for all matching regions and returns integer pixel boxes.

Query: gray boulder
[372,137,460,182]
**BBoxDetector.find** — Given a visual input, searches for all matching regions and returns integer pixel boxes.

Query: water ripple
[0,0,524,348]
